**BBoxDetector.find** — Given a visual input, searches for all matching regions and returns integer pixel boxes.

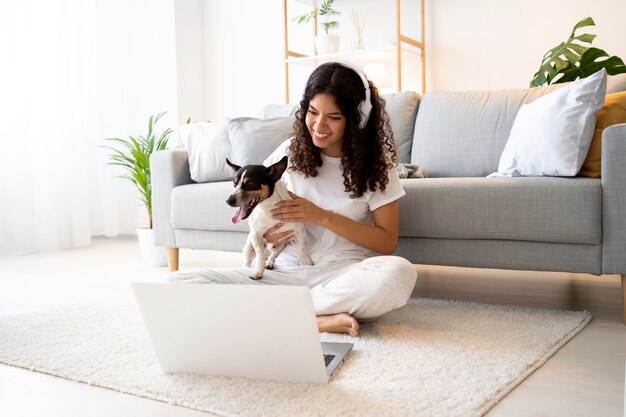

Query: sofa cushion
[411,74,626,179]
[176,122,232,183]
[491,69,607,177]
[253,92,420,164]
[228,117,295,166]
[382,91,420,163]
[410,84,566,177]
[171,182,249,233]
[578,91,626,178]
[398,177,601,244]
[607,73,626,94]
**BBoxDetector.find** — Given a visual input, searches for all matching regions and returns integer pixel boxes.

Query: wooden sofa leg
[621,274,626,325]
[167,247,179,272]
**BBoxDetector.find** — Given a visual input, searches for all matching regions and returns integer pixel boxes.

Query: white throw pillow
[489,69,607,177]
[177,122,232,183]
[228,117,295,166]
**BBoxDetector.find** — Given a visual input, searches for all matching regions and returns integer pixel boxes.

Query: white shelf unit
[282,0,425,103]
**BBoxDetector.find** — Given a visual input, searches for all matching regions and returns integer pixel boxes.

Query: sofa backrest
[411,73,626,178]
[256,91,421,164]
[607,73,626,94]
[410,84,564,177]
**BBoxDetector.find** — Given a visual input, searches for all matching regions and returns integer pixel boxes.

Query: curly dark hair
[288,62,397,199]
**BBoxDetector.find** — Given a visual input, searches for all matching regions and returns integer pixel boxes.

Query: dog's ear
[226,158,241,173]
[266,156,288,181]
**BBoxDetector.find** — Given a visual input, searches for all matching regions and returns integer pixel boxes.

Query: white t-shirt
[263,139,405,268]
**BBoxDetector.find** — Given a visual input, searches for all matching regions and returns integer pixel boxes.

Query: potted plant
[102,111,173,267]
[294,0,341,55]
[530,17,626,87]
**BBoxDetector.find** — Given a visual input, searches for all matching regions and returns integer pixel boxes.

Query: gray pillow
[382,92,421,163]
[228,117,295,166]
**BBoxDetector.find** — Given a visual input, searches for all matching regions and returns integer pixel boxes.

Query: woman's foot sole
[317,313,360,336]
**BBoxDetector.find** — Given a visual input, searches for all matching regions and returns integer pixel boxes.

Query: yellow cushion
[578,91,626,178]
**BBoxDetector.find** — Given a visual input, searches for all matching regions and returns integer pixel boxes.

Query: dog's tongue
[231,206,246,224]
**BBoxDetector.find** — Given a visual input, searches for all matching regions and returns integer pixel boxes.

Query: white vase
[136,228,168,267]
[315,33,340,55]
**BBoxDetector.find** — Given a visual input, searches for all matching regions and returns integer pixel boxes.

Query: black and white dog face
[225,156,288,224]
[224,155,313,279]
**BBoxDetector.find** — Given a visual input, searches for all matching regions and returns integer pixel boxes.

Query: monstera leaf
[556,47,626,83]
[529,17,626,87]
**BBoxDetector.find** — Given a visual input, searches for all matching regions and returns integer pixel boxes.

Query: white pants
[168,256,417,321]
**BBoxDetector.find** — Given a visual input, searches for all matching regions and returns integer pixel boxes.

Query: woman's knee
[357,256,417,309]
[365,256,417,290]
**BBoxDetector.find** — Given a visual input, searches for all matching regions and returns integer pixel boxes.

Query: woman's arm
[271,192,399,255]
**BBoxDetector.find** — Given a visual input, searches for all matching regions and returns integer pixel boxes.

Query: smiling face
[305,93,346,157]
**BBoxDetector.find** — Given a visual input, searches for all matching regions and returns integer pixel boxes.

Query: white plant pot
[315,33,340,55]
[137,228,168,267]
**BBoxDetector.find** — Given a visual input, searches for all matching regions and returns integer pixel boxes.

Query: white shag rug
[0,298,590,417]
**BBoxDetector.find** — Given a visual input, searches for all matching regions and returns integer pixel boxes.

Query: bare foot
[317,313,360,337]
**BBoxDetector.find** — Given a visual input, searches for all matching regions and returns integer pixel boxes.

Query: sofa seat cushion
[171,182,249,233]
[398,177,601,244]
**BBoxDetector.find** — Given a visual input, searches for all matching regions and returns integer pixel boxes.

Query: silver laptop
[131,283,353,384]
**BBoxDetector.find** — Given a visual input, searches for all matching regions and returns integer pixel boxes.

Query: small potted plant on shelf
[294,0,341,55]
[102,111,173,267]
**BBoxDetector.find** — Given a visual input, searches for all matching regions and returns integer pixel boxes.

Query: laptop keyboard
[324,354,335,367]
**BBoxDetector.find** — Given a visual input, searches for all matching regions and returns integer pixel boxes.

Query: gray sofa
[152,76,626,322]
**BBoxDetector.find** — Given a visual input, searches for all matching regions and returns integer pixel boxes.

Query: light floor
[0,236,624,417]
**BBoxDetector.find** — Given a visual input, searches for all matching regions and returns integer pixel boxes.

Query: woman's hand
[270,192,399,255]
[262,223,294,246]
[271,192,328,225]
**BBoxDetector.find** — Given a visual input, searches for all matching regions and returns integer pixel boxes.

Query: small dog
[226,156,313,280]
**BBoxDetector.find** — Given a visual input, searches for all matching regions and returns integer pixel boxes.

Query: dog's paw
[249,269,264,280]
[299,254,314,266]
[265,260,275,270]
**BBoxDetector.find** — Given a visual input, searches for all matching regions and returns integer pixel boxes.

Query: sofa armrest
[601,123,626,274]
[151,150,193,247]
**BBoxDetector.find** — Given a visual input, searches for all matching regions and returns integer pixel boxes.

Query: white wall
[174,0,206,125]
[174,0,626,121]
[193,0,424,120]
[202,0,285,121]
[426,0,626,91]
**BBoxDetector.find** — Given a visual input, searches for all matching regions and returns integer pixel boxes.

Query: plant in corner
[293,0,341,55]
[103,111,172,228]
[530,17,626,87]
[102,111,173,266]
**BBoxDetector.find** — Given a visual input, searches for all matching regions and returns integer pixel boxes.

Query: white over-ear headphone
[312,61,372,129]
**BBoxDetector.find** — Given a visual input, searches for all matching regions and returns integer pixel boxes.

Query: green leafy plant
[530,17,626,87]
[102,112,172,229]
[293,0,340,35]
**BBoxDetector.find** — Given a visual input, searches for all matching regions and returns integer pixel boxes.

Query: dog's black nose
[226,195,236,206]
